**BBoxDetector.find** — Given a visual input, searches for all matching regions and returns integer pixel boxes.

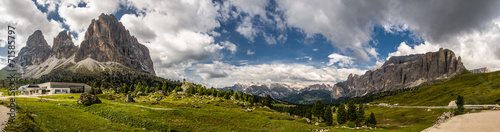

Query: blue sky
[1,0,500,87]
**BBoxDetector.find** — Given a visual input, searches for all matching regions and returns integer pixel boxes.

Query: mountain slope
[3,13,156,80]
[341,48,465,97]
[371,71,500,106]
[74,13,155,75]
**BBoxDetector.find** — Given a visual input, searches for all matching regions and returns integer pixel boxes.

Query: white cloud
[327,53,354,67]
[236,16,258,42]
[263,33,277,44]
[118,0,224,79]
[387,41,440,60]
[221,41,237,54]
[189,61,366,87]
[313,48,319,51]
[247,49,255,55]
[0,0,64,51]
[57,0,121,45]
[276,0,382,61]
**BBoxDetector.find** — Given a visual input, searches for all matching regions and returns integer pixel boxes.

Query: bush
[347,122,356,128]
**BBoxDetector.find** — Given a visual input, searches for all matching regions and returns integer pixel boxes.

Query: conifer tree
[312,100,324,118]
[366,112,377,127]
[324,106,333,126]
[162,81,168,92]
[263,95,272,107]
[455,95,465,115]
[122,84,127,94]
[356,103,365,126]
[347,100,357,121]
[337,104,347,124]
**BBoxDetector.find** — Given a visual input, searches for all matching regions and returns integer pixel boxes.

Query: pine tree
[356,103,365,126]
[455,95,465,115]
[347,100,357,121]
[337,104,347,124]
[162,81,168,92]
[312,100,324,118]
[122,84,127,94]
[366,112,377,127]
[233,92,239,100]
[128,85,133,94]
[136,82,143,92]
[324,106,333,126]
[223,92,230,100]
[263,95,272,107]
[306,108,313,119]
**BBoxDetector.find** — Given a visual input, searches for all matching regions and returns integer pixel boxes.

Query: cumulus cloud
[276,0,387,61]
[220,41,237,54]
[57,0,121,45]
[263,33,277,44]
[387,41,440,60]
[189,61,366,87]
[327,53,354,68]
[246,49,255,55]
[0,0,64,50]
[118,0,227,79]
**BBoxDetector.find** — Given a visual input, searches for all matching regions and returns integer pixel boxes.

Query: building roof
[18,84,40,90]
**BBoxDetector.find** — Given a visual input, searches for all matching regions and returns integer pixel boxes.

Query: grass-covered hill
[4,87,450,131]
[371,71,500,106]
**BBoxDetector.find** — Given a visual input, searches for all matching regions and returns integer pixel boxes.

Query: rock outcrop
[77,92,102,105]
[469,67,491,73]
[52,30,78,59]
[14,30,52,67]
[342,48,465,97]
[74,13,155,75]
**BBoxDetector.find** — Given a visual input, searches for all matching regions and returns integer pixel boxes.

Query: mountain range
[227,48,468,104]
[4,14,155,79]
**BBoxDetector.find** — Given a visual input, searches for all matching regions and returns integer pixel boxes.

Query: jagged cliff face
[342,48,465,97]
[4,14,156,78]
[74,14,155,75]
[52,30,78,59]
[14,30,52,67]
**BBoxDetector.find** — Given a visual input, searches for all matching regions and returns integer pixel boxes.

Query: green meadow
[2,91,451,131]
[372,71,500,106]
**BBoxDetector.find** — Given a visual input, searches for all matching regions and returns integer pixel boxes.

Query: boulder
[124,94,135,103]
[77,92,102,105]
[246,108,252,112]
[107,94,114,100]
[433,112,454,126]
[158,90,166,95]
[137,91,145,96]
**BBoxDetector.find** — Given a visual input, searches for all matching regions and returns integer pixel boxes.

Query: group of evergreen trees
[272,99,377,127]
[336,100,376,127]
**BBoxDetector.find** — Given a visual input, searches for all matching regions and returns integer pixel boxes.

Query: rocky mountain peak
[341,48,465,97]
[52,30,78,59]
[75,13,156,75]
[15,30,52,66]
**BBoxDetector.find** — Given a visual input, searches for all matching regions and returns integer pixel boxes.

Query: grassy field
[1,91,454,132]
[371,71,500,106]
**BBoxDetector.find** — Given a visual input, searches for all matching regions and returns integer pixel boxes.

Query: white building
[19,82,91,95]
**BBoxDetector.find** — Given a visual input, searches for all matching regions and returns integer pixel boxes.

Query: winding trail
[0,92,11,131]
[423,110,500,132]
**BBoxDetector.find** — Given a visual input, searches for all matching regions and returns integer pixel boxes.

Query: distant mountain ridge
[469,67,491,73]
[229,48,468,104]
[4,13,155,78]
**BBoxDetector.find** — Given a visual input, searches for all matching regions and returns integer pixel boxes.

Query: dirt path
[423,110,500,132]
[0,92,11,131]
